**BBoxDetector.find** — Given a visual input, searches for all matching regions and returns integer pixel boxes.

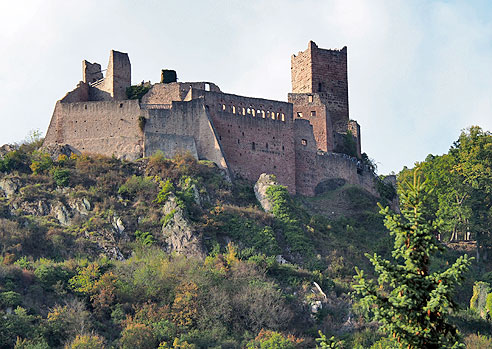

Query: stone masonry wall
[44,100,143,160]
[203,92,297,194]
[289,93,334,152]
[144,98,229,173]
[59,82,89,104]
[291,41,349,134]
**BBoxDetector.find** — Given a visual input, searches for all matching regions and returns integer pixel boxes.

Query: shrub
[14,337,50,349]
[34,262,70,290]
[118,175,157,200]
[135,230,155,246]
[126,85,151,101]
[120,323,157,349]
[464,333,492,348]
[155,179,175,204]
[246,329,301,349]
[0,290,22,307]
[30,152,53,175]
[52,168,71,187]
[64,333,105,349]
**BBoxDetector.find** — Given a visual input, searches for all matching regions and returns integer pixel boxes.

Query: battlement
[44,42,374,197]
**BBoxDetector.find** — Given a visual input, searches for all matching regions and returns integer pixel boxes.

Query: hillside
[0,138,490,348]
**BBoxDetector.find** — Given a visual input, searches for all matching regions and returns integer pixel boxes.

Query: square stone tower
[290,41,359,157]
[291,41,349,133]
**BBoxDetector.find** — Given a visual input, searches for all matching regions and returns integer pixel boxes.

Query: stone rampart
[44,100,143,160]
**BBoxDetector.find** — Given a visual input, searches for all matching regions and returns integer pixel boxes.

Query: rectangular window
[308,95,313,103]
[297,112,303,118]
[310,111,316,117]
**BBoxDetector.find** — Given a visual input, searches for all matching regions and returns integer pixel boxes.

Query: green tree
[354,170,472,348]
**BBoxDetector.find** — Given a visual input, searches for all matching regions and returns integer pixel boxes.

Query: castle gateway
[44,41,375,196]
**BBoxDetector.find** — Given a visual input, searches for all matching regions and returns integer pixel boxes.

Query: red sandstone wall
[203,92,297,194]
[291,41,349,134]
[288,93,334,152]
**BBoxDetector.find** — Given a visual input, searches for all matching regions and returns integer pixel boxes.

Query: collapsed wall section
[44,100,143,160]
[203,92,297,194]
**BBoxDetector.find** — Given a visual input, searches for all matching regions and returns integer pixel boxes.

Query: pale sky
[1,0,491,174]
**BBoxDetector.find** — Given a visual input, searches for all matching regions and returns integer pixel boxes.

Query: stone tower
[289,41,359,157]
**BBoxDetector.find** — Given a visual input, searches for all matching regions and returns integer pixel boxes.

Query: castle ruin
[44,41,375,196]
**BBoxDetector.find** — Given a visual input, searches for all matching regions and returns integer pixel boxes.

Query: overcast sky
[1,0,491,174]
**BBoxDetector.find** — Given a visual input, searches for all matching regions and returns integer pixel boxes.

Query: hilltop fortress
[44,41,376,196]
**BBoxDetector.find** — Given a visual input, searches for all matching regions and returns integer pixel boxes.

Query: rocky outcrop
[254,173,278,212]
[52,202,71,226]
[41,143,80,160]
[162,193,205,258]
[0,177,21,198]
[0,144,18,158]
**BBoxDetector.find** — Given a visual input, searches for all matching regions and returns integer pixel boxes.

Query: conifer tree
[353,170,471,348]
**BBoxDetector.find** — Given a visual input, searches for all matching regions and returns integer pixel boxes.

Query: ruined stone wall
[203,92,297,193]
[293,119,318,196]
[44,100,143,160]
[82,61,103,84]
[295,148,377,197]
[141,82,222,106]
[348,120,361,158]
[289,93,334,152]
[291,42,313,93]
[59,82,89,103]
[144,98,229,173]
[87,50,131,101]
[141,83,187,105]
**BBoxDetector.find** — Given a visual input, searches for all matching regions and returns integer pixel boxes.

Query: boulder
[254,173,278,212]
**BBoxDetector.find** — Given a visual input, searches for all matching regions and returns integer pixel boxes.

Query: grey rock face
[0,178,21,198]
[52,202,71,226]
[254,173,278,212]
[162,193,205,258]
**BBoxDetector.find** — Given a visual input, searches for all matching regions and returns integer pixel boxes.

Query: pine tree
[353,169,472,348]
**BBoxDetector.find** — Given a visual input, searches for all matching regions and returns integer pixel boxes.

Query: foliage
[375,176,396,202]
[246,329,302,349]
[118,175,157,200]
[126,84,151,101]
[52,168,71,187]
[155,179,175,204]
[316,331,344,348]
[398,126,492,254]
[64,333,105,348]
[120,323,157,349]
[135,230,155,246]
[464,333,492,348]
[266,185,312,256]
[30,152,53,175]
[354,169,472,348]
[341,130,358,158]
